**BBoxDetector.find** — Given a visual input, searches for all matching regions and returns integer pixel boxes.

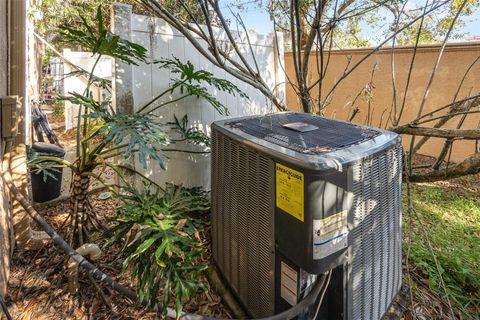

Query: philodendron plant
[103,182,211,317]
[29,6,246,248]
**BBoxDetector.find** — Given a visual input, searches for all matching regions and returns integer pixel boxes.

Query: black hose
[0,294,13,320]
[179,273,327,320]
[2,140,328,320]
[252,273,327,320]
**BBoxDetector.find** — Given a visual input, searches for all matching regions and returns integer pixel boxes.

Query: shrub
[105,183,210,317]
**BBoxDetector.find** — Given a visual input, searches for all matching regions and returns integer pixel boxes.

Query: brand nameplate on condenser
[275,163,304,222]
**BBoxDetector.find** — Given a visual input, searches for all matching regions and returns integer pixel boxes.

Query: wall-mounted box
[1,96,21,138]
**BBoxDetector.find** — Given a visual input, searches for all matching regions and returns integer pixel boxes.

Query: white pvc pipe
[68,243,102,294]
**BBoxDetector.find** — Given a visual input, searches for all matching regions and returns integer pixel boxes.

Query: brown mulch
[5,193,231,320]
[404,267,460,320]
[56,126,78,145]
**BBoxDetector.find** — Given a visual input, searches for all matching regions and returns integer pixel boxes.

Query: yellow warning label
[276,163,304,222]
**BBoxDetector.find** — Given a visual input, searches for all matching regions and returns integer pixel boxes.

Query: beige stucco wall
[0,0,11,298]
[285,43,480,163]
[0,0,6,97]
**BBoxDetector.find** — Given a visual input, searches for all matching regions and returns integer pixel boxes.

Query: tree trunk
[391,126,480,139]
[300,92,313,113]
[69,174,90,246]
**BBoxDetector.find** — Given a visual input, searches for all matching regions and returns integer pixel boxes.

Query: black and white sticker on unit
[313,210,349,260]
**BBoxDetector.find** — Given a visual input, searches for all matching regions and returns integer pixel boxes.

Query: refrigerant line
[313,270,332,319]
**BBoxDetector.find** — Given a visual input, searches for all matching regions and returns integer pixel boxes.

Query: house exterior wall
[0,0,11,298]
[284,43,480,163]
[0,0,7,96]
[1,0,47,298]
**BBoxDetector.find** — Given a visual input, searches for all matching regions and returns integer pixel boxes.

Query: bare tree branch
[390,0,409,125]
[411,95,480,154]
[429,56,480,168]
[139,0,480,183]
[140,0,288,111]
[409,152,480,182]
[308,0,451,109]
[406,0,470,176]
[415,0,469,119]
[392,126,480,140]
[396,0,430,125]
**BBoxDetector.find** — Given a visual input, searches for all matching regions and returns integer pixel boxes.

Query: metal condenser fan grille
[227,113,381,154]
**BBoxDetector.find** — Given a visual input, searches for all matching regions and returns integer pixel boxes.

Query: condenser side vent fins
[211,130,275,318]
[349,144,403,320]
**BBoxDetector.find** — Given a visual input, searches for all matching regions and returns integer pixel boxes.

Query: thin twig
[390,0,409,125]
[407,0,469,176]
[319,0,451,110]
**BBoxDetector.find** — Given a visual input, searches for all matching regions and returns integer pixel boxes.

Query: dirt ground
[5,192,231,320]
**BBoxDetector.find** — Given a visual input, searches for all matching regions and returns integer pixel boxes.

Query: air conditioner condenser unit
[211,112,403,319]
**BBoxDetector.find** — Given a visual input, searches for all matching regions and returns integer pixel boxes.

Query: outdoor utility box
[211,112,403,319]
[1,96,21,138]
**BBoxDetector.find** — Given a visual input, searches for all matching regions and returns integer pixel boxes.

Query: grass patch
[403,177,480,317]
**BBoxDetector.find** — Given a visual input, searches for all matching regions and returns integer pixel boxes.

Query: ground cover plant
[404,173,480,318]
[104,183,211,316]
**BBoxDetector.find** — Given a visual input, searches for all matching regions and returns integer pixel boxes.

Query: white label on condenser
[280,261,298,306]
[313,210,349,260]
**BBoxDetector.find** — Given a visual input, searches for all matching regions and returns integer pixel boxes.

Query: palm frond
[63,69,112,90]
[58,92,112,116]
[104,183,210,315]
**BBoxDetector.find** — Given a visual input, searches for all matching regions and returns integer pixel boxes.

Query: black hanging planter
[30,142,66,203]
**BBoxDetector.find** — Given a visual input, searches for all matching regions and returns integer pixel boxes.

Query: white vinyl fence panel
[63,49,112,130]
[115,8,285,189]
